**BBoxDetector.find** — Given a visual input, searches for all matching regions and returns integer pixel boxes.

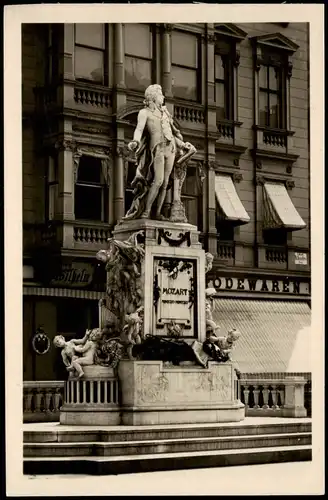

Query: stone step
[24,431,311,458]
[24,421,312,444]
[23,444,312,476]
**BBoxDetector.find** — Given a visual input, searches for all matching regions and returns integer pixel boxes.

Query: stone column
[114,23,125,90]
[205,26,218,255]
[207,161,218,255]
[55,139,75,248]
[114,146,125,222]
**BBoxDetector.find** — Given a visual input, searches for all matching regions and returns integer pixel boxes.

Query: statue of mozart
[123,84,196,222]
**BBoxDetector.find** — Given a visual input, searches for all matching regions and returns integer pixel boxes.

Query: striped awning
[263,182,306,230]
[211,298,311,373]
[23,286,105,300]
[215,174,250,224]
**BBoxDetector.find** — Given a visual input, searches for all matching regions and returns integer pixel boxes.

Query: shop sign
[207,277,310,295]
[50,263,94,288]
[295,252,308,265]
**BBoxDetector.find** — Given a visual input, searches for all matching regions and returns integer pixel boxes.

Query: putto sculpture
[123,84,196,222]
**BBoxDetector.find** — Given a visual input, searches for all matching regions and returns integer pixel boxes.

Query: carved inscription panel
[153,257,197,337]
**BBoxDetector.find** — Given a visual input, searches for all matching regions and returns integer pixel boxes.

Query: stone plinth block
[282,376,307,418]
[118,360,245,425]
[60,365,120,426]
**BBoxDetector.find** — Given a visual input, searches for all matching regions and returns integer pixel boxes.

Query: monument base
[118,360,245,425]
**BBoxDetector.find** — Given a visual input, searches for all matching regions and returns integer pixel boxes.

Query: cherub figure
[203,328,241,362]
[53,329,103,379]
[121,306,144,359]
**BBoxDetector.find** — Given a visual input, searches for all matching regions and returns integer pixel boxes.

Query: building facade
[22,22,311,381]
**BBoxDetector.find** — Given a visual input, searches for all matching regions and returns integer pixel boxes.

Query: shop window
[171,30,200,101]
[46,156,59,221]
[74,23,107,85]
[181,166,203,228]
[124,23,153,91]
[259,63,284,129]
[75,156,108,222]
[215,45,234,121]
[263,228,287,246]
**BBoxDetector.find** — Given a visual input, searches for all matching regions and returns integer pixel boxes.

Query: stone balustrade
[238,373,311,418]
[60,366,121,425]
[23,381,64,423]
[217,241,235,261]
[265,247,287,263]
[73,224,112,247]
[263,130,287,148]
[217,121,234,140]
[64,378,119,405]
[74,83,111,109]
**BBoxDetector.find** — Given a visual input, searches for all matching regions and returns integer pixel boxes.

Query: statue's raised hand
[128,140,139,152]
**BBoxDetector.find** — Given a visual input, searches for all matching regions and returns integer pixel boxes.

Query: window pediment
[214,23,248,42]
[251,32,299,53]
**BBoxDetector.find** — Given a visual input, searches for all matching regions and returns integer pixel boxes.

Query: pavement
[8,461,324,496]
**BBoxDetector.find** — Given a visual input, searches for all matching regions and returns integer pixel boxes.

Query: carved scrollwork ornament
[255,175,265,186]
[233,50,240,67]
[32,329,51,355]
[233,173,243,183]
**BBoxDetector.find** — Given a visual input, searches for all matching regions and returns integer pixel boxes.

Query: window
[74,23,107,85]
[259,63,284,128]
[263,228,287,246]
[171,30,199,101]
[124,23,153,91]
[215,40,234,121]
[181,166,202,228]
[216,220,235,242]
[75,156,108,222]
[46,156,59,221]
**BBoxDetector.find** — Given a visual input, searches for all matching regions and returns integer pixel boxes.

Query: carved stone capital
[285,180,295,190]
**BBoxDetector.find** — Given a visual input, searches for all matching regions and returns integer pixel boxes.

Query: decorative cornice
[250,32,299,53]
[214,23,248,42]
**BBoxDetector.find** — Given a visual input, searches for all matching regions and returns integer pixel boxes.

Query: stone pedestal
[118,360,245,425]
[60,366,120,426]
[282,377,307,418]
